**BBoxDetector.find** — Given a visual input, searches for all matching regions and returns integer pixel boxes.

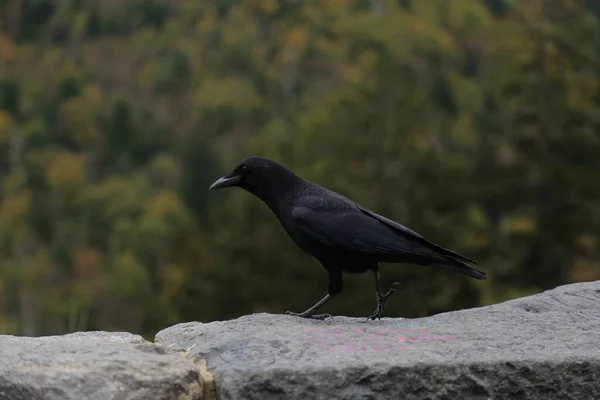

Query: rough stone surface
[156,281,600,400]
[0,331,202,400]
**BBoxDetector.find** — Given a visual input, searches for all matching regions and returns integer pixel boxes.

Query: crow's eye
[239,165,249,174]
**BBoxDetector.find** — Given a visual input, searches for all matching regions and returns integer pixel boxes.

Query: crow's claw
[366,303,385,321]
[286,311,333,320]
[382,282,401,300]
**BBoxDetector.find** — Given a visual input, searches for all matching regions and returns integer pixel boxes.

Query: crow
[209,156,486,320]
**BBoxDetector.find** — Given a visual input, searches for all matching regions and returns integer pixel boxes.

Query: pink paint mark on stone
[319,344,409,352]
[303,327,457,351]
[394,329,429,334]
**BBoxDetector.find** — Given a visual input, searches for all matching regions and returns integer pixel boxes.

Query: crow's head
[209,157,299,200]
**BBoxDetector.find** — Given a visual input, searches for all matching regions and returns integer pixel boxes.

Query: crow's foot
[285,311,332,320]
[366,303,385,321]
[365,282,401,321]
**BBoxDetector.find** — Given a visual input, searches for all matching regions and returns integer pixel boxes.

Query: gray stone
[156,281,600,400]
[0,331,202,400]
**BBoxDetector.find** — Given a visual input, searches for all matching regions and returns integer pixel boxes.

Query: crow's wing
[291,196,441,260]
[355,204,477,264]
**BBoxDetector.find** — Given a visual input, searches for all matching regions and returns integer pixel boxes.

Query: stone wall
[2,281,599,400]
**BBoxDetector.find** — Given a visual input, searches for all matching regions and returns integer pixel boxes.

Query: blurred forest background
[0,0,599,339]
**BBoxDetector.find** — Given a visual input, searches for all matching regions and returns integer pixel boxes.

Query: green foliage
[0,0,599,338]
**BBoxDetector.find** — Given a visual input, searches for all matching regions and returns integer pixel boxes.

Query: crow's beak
[209,175,241,191]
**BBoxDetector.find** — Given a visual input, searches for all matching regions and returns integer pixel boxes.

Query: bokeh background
[1,0,599,339]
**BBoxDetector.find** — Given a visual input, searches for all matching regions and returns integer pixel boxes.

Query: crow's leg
[286,268,341,320]
[286,294,333,320]
[366,269,401,321]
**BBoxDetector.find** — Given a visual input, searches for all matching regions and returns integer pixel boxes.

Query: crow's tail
[434,257,487,280]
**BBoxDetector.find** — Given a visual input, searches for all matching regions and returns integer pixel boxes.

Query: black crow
[210,156,486,320]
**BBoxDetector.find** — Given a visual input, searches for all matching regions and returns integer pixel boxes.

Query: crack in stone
[179,350,216,400]
[197,359,217,400]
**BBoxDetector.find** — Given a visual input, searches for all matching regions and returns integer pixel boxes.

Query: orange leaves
[72,248,103,279]
[248,0,279,15]
[198,7,218,33]
[411,17,429,34]
[0,35,16,64]
[0,111,12,145]
[284,27,308,50]
[496,143,519,166]
[326,0,350,11]
[500,215,536,236]
[570,259,600,282]
[340,63,359,83]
